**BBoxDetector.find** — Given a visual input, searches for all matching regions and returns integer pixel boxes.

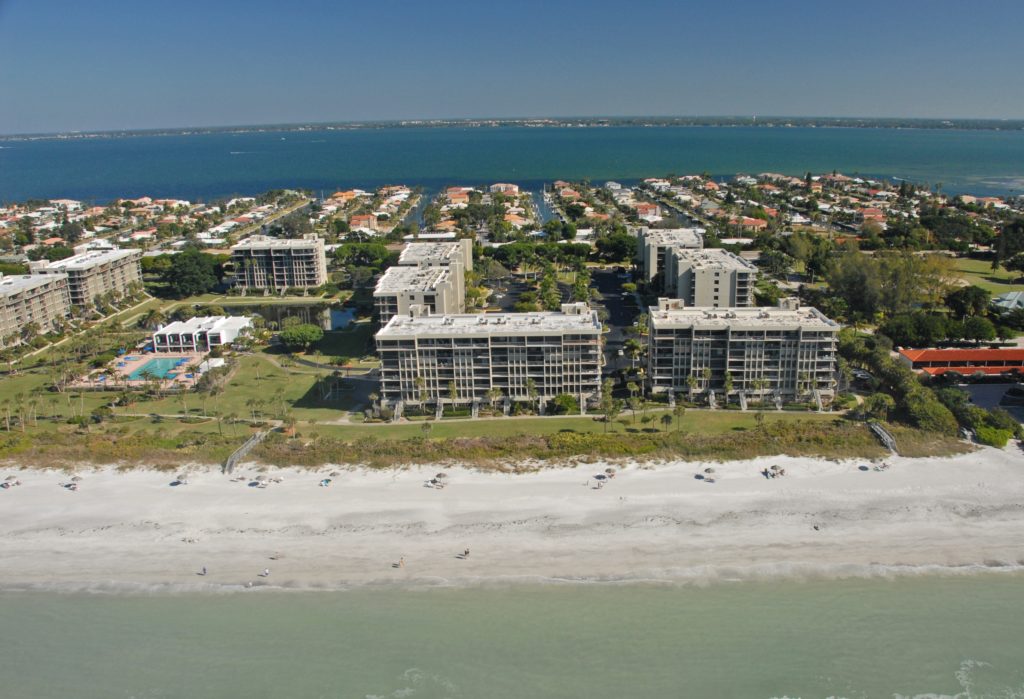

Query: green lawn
[306,409,834,441]
[142,353,350,420]
[955,257,1024,295]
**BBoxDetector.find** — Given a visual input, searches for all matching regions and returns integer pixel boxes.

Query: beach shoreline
[2,447,1023,593]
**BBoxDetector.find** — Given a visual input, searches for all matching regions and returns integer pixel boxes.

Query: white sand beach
[1,447,1023,591]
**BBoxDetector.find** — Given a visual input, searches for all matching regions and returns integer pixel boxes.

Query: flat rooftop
[0,273,68,297]
[374,265,451,295]
[641,227,704,248]
[38,248,139,272]
[155,315,252,335]
[649,303,839,331]
[377,306,602,338]
[670,247,758,272]
[398,241,464,266]
[232,235,323,251]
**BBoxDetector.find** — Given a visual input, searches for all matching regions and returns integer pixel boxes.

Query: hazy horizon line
[4,114,1024,139]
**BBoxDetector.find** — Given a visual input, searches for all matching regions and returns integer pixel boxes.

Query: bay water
[3,126,1024,203]
[3,574,1024,698]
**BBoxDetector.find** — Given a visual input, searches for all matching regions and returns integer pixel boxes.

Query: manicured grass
[142,354,350,420]
[954,257,1024,295]
[306,409,835,441]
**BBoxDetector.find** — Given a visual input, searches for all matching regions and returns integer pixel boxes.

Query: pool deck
[75,351,207,390]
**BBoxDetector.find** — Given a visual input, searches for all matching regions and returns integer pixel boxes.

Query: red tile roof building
[898,348,1024,376]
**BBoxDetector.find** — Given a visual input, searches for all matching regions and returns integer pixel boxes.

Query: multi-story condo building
[152,316,253,353]
[0,273,71,345]
[664,248,758,307]
[637,227,704,283]
[373,266,461,324]
[397,239,473,303]
[376,303,603,408]
[32,248,142,308]
[231,234,327,290]
[647,298,839,405]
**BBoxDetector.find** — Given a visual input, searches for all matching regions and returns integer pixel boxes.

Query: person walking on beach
[463,548,470,559]
[399,557,405,568]
[262,568,270,577]
[200,566,207,576]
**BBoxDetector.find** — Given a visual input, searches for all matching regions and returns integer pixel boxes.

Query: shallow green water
[3,575,1024,698]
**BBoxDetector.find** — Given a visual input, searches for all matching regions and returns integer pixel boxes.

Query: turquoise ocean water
[2,126,1024,202]
[3,575,1024,698]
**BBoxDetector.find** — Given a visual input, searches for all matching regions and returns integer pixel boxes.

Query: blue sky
[1,0,1022,134]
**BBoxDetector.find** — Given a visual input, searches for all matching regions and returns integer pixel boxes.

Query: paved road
[590,268,639,375]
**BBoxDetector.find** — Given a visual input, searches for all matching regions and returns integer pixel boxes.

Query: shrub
[985,408,1023,440]
[548,393,579,415]
[901,387,958,435]
[975,425,1013,448]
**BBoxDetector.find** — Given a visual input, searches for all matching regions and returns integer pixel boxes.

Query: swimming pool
[127,357,185,381]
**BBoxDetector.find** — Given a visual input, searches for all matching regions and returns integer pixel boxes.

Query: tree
[945,285,991,318]
[673,401,686,432]
[447,380,459,405]
[549,393,578,415]
[686,374,698,401]
[862,393,896,421]
[963,316,996,344]
[487,387,504,414]
[660,414,673,432]
[993,218,1024,268]
[595,231,636,262]
[162,248,218,298]
[627,396,642,423]
[278,323,324,351]
[526,378,539,412]
[624,339,643,369]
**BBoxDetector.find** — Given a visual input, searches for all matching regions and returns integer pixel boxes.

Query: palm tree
[701,367,712,392]
[526,378,539,413]
[661,414,673,432]
[415,375,428,406]
[686,373,698,402]
[798,371,812,401]
[226,412,239,437]
[140,309,166,330]
[487,387,503,414]
[673,402,686,432]
[624,338,643,370]
[628,396,642,424]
